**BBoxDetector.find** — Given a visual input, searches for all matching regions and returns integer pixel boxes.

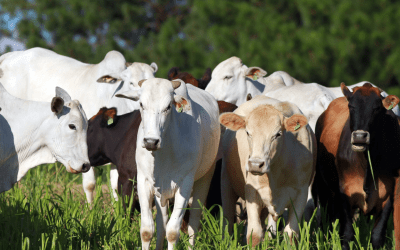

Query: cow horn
[138,79,147,87]
[171,80,181,89]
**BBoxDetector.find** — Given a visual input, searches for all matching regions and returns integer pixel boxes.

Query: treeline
[2,0,400,92]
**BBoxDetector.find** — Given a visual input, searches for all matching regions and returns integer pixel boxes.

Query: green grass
[0,163,395,249]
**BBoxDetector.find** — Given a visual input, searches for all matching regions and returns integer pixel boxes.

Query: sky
[0,10,26,52]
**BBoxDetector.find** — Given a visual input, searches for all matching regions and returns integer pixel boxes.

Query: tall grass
[0,163,395,249]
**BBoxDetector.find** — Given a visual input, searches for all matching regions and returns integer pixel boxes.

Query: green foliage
[0,0,189,64]
[2,0,400,89]
[0,163,395,249]
[129,0,400,89]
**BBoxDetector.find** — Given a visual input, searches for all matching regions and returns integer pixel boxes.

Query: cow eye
[140,102,144,109]
[224,76,233,80]
[275,131,282,139]
[69,124,76,130]
[246,130,252,138]
[164,104,171,112]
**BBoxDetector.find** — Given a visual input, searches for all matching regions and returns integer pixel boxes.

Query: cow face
[205,57,266,105]
[46,87,90,173]
[341,82,400,152]
[220,105,308,175]
[116,78,189,151]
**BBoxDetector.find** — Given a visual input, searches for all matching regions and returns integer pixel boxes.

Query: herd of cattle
[0,47,399,250]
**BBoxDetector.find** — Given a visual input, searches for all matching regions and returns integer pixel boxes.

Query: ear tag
[177,106,183,113]
[107,118,114,125]
[294,122,300,131]
[253,75,258,81]
[388,102,394,110]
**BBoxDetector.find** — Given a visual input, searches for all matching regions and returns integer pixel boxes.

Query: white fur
[0,83,89,193]
[116,78,220,250]
[0,47,158,202]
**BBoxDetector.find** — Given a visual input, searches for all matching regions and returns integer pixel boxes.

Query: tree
[130,0,400,89]
[0,0,190,63]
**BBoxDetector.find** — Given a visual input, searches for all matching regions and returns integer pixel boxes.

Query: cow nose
[143,138,160,151]
[82,163,91,173]
[248,159,266,175]
[351,130,370,144]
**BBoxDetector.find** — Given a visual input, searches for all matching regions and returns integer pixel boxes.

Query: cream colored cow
[219,95,316,246]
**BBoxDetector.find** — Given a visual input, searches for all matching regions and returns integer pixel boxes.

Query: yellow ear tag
[177,106,183,113]
[388,102,394,110]
[294,123,300,131]
[253,75,258,81]
[107,118,114,125]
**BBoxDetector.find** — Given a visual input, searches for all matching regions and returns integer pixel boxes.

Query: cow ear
[115,90,141,101]
[245,67,267,81]
[341,82,352,100]
[284,114,308,132]
[219,112,246,131]
[125,62,133,68]
[103,108,117,126]
[138,79,146,87]
[383,95,400,110]
[51,97,64,114]
[174,95,191,113]
[97,75,121,83]
[55,87,72,103]
[150,62,158,73]
[246,93,252,101]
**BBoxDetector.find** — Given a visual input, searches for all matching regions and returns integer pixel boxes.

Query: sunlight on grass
[0,164,395,249]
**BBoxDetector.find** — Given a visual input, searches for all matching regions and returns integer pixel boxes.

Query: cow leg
[110,165,119,201]
[284,189,308,241]
[371,196,393,249]
[187,162,216,247]
[82,167,96,203]
[155,196,169,250]
[138,174,155,250]
[394,178,400,250]
[338,192,354,250]
[221,159,238,234]
[245,198,263,246]
[165,178,192,250]
[268,214,277,238]
[303,185,316,222]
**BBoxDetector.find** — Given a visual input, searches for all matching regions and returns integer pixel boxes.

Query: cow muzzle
[248,159,268,175]
[351,130,370,152]
[143,137,161,151]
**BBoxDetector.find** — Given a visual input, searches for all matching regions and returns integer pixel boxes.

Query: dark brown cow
[312,82,400,249]
[167,67,211,90]
[87,108,141,214]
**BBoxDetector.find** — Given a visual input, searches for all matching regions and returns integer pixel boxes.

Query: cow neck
[1,98,58,181]
[240,79,265,106]
[104,111,140,166]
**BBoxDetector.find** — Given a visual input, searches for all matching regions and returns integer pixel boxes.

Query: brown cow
[167,67,211,90]
[312,82,400,249]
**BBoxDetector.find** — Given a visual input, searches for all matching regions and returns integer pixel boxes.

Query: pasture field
[0,163,395,250]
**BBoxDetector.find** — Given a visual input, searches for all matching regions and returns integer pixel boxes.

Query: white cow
[0,83,90,193]
[116,78,220,250]
[205,56,399,116]
[0,47,158,202]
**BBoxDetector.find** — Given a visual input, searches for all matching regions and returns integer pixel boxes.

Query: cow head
[220,105,308,175]
[47,87,90,173]
[116,78,190,151]
[97,61,158,115]
[87,107,118,166]
[205,57,266,106]
[341,82,400,152]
